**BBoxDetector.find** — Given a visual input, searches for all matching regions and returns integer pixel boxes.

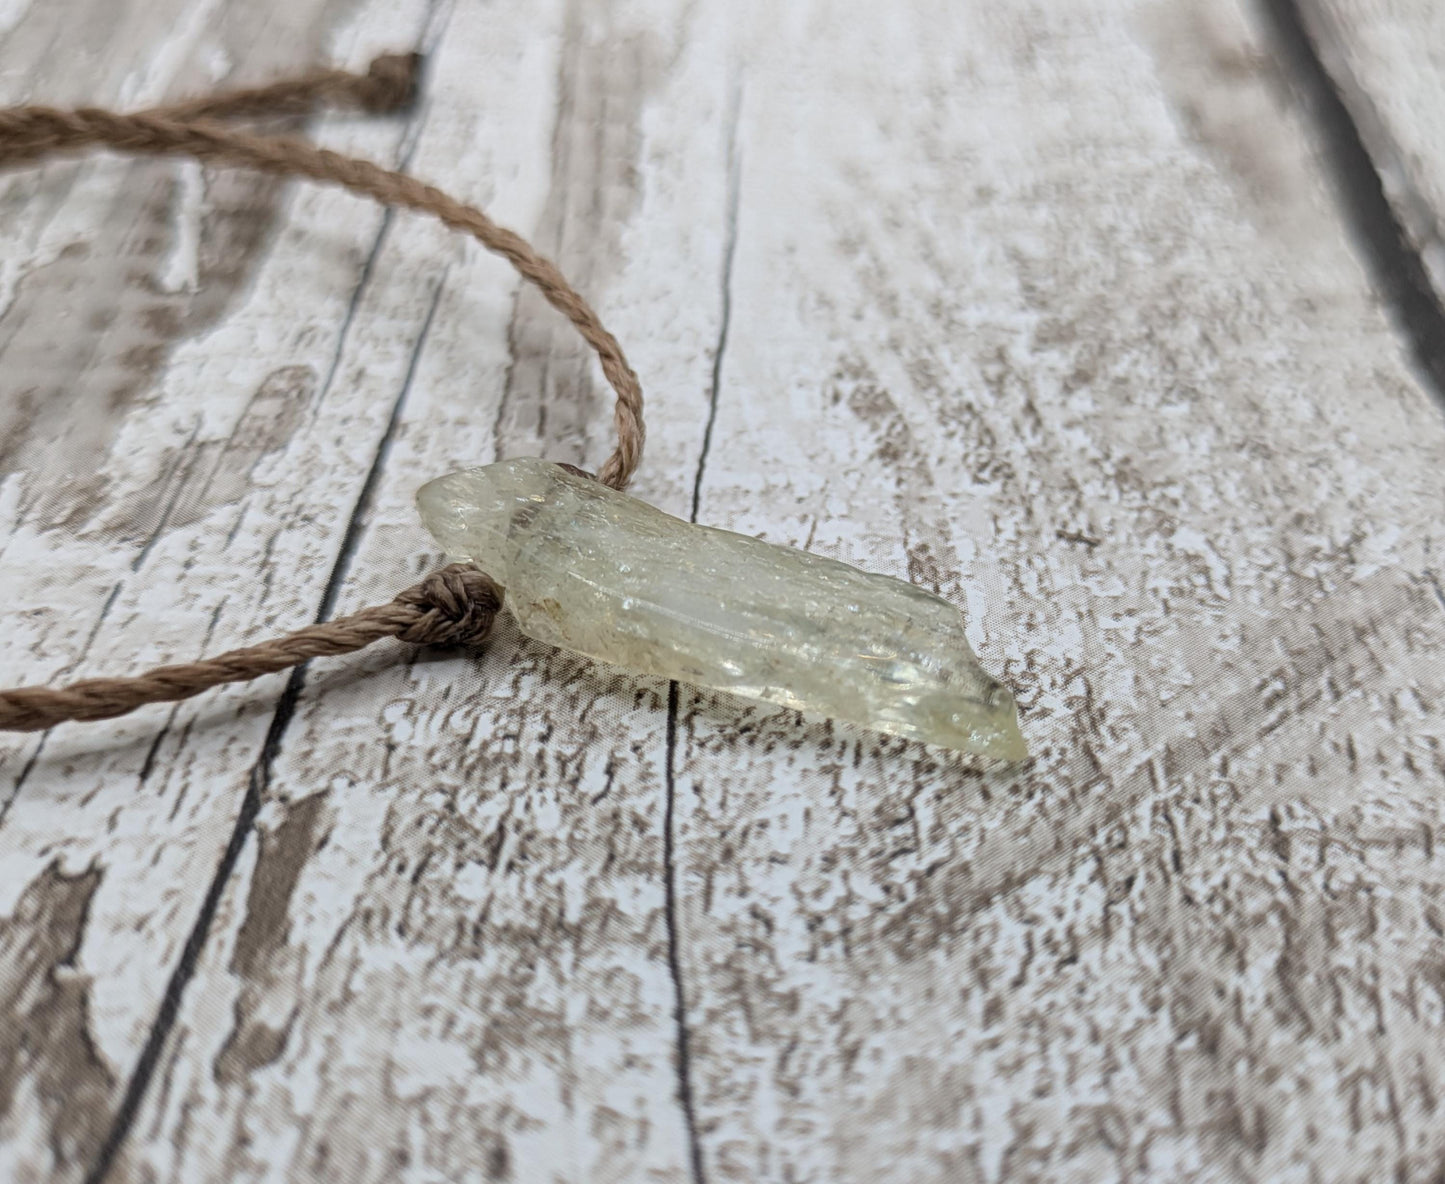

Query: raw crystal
[417,458,1027,760]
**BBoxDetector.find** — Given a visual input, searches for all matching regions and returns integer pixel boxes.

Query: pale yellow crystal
[416,458,1027,760]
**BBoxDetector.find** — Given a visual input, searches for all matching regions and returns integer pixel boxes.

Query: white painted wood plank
[109,1,738,1180]
[675,0,1445,1180]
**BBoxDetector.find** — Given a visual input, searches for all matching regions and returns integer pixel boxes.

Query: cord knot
[394,563,502,647]
[360,52,423,114]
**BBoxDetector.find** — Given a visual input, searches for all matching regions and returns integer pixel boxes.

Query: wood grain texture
[2,0,1444,1182]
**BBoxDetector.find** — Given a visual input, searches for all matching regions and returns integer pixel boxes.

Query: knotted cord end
[394,563,503,647]
[361,52,424,114]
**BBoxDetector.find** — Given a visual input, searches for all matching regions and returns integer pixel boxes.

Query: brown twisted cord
[0,567,502,732]
[145,51,423,122]
[0,53,422,167]
[0,54,640,733]
[0,57,645,488]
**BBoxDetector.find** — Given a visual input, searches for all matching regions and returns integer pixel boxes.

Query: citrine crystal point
[416,458,1027,761]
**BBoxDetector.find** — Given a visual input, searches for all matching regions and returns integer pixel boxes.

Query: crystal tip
[972,686,1029,763]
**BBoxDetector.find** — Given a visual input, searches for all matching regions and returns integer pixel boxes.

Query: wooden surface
[2,1,1445,1181]
[1306,0,1445,297]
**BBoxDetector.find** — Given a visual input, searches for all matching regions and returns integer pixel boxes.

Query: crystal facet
[417,458,1027,760]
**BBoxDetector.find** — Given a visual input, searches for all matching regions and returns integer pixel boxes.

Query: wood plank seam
[76,65,452,1184]
[689,78,743,523]
[1257,0,1445,403]
[664,77,742,1184]
[1306,0,1445,305]
[84,274,450,1184]
[664,681,709,1184]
